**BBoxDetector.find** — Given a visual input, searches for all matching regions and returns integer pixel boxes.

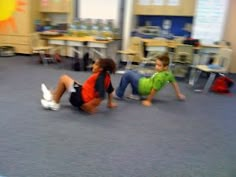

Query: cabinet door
[175,0,195,16]
[133,0,196,16]
[13,44,32,54]
[0,35,8,45]
[52,0,71,12]
[40,0,71,12]
[134,0,166,15]
[40,0,53,12]
[0,35,31,54]
[6,35,30,45]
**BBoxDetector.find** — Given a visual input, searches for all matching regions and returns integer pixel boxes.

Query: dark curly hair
[97,58,116,73]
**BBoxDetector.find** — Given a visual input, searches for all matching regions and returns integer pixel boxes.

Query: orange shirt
[81,72,113,103]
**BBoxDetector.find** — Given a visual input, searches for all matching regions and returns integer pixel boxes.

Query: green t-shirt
[138,71,176,95]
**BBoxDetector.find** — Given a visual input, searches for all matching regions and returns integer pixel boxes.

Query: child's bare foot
[178,93,186,101]
[107,102,117,109]
[142,100,152,107]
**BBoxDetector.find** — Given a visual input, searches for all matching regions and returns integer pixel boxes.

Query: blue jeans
[115,70,143,98]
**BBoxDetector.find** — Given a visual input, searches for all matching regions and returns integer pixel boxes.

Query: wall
[224,0,236,73]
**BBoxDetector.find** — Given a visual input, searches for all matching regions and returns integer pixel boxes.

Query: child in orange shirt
[41,58,117,114]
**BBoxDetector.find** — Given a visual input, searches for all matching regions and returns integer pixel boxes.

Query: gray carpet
[0,55,235,177]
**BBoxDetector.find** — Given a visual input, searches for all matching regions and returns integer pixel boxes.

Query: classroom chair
[189,47,232,93]
[117,36,145,71]
[31,33,57,65]
[171,44,194,79]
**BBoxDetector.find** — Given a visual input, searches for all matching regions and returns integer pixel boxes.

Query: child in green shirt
[114,53,185,106]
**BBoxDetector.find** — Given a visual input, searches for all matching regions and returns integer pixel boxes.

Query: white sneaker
[41,99,60,111]
[41,83,52,101]
[126,94,140,100]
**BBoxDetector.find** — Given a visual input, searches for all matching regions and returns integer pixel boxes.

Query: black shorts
[69,82,84,108]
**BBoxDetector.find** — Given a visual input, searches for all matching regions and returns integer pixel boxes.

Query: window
[75,0,122,27]
[192,0,229,44]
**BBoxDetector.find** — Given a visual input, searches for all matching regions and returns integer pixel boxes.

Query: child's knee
[60,74,70,81]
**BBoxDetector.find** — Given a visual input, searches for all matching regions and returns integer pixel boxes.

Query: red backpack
[211,76,234,93]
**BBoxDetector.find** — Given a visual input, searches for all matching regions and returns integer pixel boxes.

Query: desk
[86,36,117,59]
[142,39,222,51]
[143,39,223,65]
[39,31,63,46]
[197,44,222,65]
[142,39,225,85]
[142,39,169,53]
[48,36,117,60]
[49,36,87,58]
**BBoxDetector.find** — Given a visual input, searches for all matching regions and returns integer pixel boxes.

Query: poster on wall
[192,0,229,45]
[0,0,26,32]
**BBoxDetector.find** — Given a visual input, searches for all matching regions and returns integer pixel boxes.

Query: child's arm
[142,89,157,107]
[80,98,102,114]
[107,93,117,109]
[171,81,186,100]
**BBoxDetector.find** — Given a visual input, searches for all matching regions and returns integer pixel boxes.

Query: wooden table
[48,36,116,58]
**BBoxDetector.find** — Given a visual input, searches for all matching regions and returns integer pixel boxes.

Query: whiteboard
[192,0,229,45]
[79,0,120,27]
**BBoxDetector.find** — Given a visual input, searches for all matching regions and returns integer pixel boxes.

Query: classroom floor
[0,55,235,177]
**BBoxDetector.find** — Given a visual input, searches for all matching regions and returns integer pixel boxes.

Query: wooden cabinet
[40,0,71,13]
[134,0,196,16]
[180,0,196,16]
[134,0,165,15]
[0,34,32,54]
[0,0,73,54]
[0,0,41,54]
[39,0,73,26]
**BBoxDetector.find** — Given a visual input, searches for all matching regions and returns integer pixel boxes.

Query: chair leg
[203,73,216,93]
[125,55,134,70]
[39,52,48,65]
[191,69,202,89]
[188,67,196,86]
